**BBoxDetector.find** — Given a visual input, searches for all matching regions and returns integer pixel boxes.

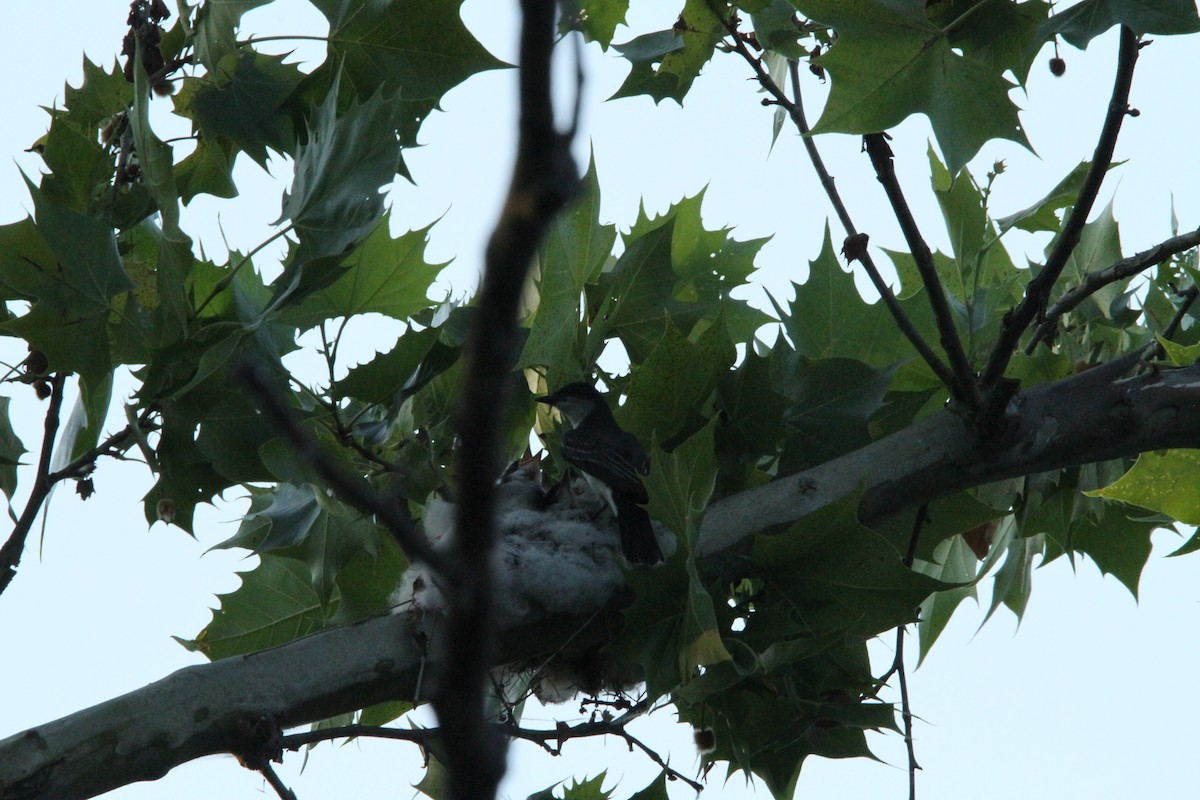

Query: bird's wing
[561,428,649,503]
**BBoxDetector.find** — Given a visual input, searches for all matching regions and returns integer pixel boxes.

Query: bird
[537,382,664,566]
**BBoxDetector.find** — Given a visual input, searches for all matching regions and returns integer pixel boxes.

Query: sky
[2,1,1200,799]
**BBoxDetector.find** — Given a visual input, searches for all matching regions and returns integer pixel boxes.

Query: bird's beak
[536,393,556,406]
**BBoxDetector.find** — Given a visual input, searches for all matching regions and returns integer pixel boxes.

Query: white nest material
[392,468,669,629]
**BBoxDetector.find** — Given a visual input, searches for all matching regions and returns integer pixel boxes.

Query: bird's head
[537,381,604,427]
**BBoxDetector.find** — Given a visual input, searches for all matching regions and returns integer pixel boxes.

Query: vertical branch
[979,26,1140,396]
[435,2,580,799]
[718,18,956,391]
[863,134,983,411]
[0,373,67,597]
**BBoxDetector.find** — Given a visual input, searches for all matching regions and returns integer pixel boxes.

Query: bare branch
[980,27,1141,395]
[1026,228,1200,351]
[0,374,66,597]
[235,361,451,577]
[716,16,957,391]
[863,134,983,409]
[12,352,1200,798]
[436,1,581,798]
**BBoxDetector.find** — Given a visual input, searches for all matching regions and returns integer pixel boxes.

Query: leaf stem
[195,223,294,316]
[940,0,993,36]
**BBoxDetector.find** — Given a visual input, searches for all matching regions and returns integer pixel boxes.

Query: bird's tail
[613,493,664,566]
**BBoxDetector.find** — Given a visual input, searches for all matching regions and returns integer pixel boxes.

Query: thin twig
[1162,286,1199,343]
[259,763,298,800]
[863,134,983,410]
[718,15,956,390]
[980,27,1141,396]
[235,360,451,577]
[435,2,581,799]
[1027,228,1200,351]
[0,374,66,597]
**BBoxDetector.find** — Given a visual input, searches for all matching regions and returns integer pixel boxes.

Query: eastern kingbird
[537,382,664,566]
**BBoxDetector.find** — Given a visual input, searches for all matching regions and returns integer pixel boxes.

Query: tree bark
[3,355,1196,800]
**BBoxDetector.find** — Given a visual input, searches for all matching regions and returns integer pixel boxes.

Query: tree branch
[0,374,66,597]
[11,352,1200,798]
[436,2,580,799]
[863,134,983,410]
[717,17,957,391]
[980,27,1141,395]
[1026,228,1200,351]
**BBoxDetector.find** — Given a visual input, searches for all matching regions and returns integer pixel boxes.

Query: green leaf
[37,119,113,214]
[796,0,1027,175]
[563,0,630,49]
[779,225,931,366]
[333,327,459,405]
[926,0,1050,86]
[275,76,406,290]
[995,161,1121,235]
[282,215,446,330]
[179,554,328,660]
[54,372,113,468]
[1157,334,1200,366]
[175,51,304,168]
[520,154,616,386]
[60,58,131,130]
[982,532,1042,625]
[193,0,273,74]
[308,0,507,145]
[914,535,980,664]
[1087,449,1200,524]
[644,419,718,544]
[752,491,955,637]
[752,0,809,58]
[131,47,183,240]
[611,0,723,103]
[1036,0,1200,50]
[1067,511,1155,598]
[589,190,767,362]
[1058,199,1124,317]
[0,398,27,505]
[175,137,239,204]
[619,317,736,444]
[777,357,897,472]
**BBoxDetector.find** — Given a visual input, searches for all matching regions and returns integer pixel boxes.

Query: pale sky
[2,2,1200,799]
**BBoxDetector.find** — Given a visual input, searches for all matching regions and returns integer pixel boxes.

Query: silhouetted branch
[0,374,66,597]
[1027,228,1200,351]
[437,1,581,799]
[980,26,1141,396]
[863,134,982,410]
[717,15,957,392]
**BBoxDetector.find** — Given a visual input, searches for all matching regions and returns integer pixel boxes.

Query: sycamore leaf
[619,318,736,444]
[520,154,615,387]
[753,491,955,637]
[925,0,1050,86]
[981,533,1042,626]
[0,398,27,506]
[796,0,1027,175]
[175,137,239,204]
[913,535,980,665]
[282,215,445,330]
[333,326,459,405]
[611,0,723,104]
[193,0,273,74]
[179,554,328,660]
[1036,0,1200,50]
[174,50,304,168]
[1087,449,1200,524]
[996,161,1099,234]
[275,76,406,295]
[589,190,767,363]
[60,58,130,130]
[308,0,507,145]
[562,0,629,49]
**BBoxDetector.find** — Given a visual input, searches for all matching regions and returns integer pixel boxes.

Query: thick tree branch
[10,353,1200,798]
[980,27,1140,395]
[437,2,580,799]
[717,18,956,391]
[1026,228,1200,351]
[863,133,983,410]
